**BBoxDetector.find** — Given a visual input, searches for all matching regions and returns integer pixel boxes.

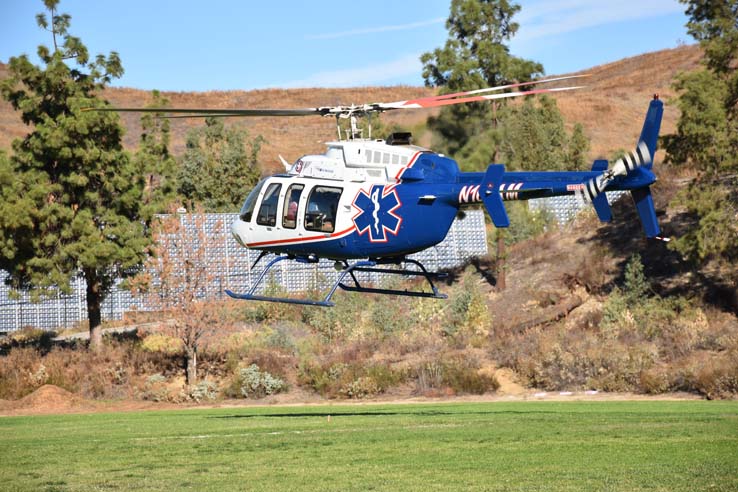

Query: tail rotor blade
[581,142,651,203]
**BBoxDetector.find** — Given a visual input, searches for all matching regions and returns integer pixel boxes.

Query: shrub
[413,356,498,395]
[0,327,56,354]
[297,360,405,399]
[140,374,169,402]
[263,324,297,352]
[141,333,182,354]
[301,291,365,341]
[691,352,738,399]
[442,357,499,395]
[188,380,218,402]
[639,366,672,394]
[230,364,286,399]
[341,376,380,399]
[445,271,490,338]
[415,361,445,394]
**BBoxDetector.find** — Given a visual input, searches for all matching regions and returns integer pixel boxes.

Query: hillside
[1,45,702,172]
[3,43,738,408]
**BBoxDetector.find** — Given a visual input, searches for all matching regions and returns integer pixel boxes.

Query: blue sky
[0,0,690,92]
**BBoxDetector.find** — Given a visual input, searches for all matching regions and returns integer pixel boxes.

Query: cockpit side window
[282,184,304,229]
[305,186,342,233]
[239,178,267,222]
[256,183,282,227]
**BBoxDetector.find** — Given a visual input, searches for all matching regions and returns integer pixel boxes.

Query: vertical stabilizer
[638,98,663,169]
[631,187,660,238]
[481,164,510,227]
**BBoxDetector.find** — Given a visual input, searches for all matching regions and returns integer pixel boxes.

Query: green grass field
[1,400,737,491]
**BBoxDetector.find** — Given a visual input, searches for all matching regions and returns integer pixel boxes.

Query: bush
[413,356,498,395]
[0,327,57,354]
[445,271,490,339]
[639,366,672,394]
[442,357,499,395]
[301,291,365,341]
[140,333,182,354]
[140,374,169,402]
[415,361,445,394]
[341,376,380,399]
[298,360,405,399]
[691,352,738,399]
[188,380,218,402]
[229,364,286,399]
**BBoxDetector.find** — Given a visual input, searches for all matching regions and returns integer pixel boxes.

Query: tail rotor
[579,141,652,203]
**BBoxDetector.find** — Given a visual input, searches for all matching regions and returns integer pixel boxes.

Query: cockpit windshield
[239,178,268,222]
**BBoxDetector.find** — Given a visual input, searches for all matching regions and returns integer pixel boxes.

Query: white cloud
[277,53,422,88]
[514,0,685,44]
[306,17,444,40]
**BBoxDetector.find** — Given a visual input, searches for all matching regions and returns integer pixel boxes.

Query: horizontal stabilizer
[591,159,608,173]
[631,187,660,238]
[482,164,510,227]
[591,193,612,222]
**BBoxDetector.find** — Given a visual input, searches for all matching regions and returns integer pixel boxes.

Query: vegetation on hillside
[663,0,738,285]
[0,0,737,405]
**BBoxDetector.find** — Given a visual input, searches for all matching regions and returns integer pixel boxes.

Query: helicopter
[92,75,664,306]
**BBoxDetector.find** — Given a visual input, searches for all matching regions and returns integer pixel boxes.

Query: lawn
[1,400,737,491]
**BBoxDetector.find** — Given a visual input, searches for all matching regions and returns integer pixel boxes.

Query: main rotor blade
[399,74,589,105]
[379,85,584,110]
[84,76,586,119]
[84,107,328,117]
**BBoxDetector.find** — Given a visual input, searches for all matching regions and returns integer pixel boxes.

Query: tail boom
[452,97,663,238]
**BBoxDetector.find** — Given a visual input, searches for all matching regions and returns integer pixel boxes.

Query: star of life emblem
[352,185,403,243]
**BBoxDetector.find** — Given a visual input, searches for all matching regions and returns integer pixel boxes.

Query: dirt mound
[0,385,96,415]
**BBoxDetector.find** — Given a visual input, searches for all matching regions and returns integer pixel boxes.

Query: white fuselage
[231,139,427,252]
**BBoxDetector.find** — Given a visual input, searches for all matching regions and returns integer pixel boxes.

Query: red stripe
[394,151,422,180]
[245,225,356,248]
[410,87,569,109]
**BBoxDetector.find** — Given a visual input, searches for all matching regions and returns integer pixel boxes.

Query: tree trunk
[186,346,197,386]
[492,101,506,291]
[84,268,103,352]
[509,294,584,333]
[496,233,506,291]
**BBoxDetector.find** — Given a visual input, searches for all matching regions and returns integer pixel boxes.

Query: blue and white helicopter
[105,75,664,306]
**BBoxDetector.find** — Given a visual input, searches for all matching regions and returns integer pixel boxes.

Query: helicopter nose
[231,218,250,248]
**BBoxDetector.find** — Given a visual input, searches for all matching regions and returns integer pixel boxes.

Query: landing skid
[224,255,447,307]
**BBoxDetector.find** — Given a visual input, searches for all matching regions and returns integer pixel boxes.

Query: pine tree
[0,0,147,350]
[177,117,263,212]
[420,0,543,159]
[665,0,738,267]
[567,123,590,170]
[133,90,177,217]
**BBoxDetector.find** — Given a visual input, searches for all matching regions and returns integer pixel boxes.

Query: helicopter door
[304,185,342,233]
[255,182,282,228]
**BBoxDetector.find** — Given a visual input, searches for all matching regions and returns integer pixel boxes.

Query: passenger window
[392,154,399,165]
[256,183,281,227]
[366,150,373,163]
[374,152,381,164]
[305,186,342,233]
[282,184,303,229]
[383,153,390,164]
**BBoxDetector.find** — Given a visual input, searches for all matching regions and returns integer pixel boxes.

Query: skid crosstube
[337,258,447,300]
[224,256,447,307]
